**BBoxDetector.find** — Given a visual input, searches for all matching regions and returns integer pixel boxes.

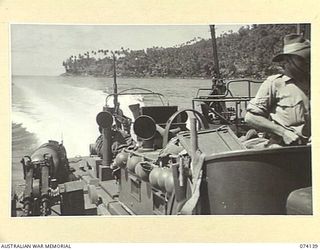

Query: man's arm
[245,112,300,145]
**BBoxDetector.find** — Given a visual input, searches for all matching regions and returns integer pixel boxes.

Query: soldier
[244,34,310,147]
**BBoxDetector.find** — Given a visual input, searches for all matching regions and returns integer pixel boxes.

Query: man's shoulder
[266,74,283,82]
[265,74,288,88]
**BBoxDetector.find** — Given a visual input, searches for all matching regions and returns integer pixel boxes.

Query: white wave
[12,78,142,157]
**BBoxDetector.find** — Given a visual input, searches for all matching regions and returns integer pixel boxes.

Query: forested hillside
[62,24,307,79]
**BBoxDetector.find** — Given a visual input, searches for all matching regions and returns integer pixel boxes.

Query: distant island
[61,24,304,79]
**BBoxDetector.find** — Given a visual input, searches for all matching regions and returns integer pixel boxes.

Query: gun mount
[17,141,72,216]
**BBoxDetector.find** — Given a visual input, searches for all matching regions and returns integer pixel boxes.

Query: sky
[11,24,246,76]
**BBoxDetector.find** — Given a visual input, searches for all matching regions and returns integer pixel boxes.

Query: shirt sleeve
[247,76,276,117]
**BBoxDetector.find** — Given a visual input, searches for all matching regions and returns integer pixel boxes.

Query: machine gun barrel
[19,140,69,216]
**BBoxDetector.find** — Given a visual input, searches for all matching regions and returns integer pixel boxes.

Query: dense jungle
[62,24,307,79]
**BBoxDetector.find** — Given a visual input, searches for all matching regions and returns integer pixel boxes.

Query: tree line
[62,24,306,79]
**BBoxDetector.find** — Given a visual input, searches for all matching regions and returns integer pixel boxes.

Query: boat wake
[12,77,141,157]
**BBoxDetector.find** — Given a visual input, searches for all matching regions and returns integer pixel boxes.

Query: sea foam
[12,76,141,157]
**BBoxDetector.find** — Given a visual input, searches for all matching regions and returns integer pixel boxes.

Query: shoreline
[13,74,212,80]
[59,74,266,82]
[59,72,212,80]
[13,73,267,81]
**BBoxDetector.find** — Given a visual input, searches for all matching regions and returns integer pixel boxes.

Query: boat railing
[192,78,264,133]
[106,87,170,106]
[194,78,264,100]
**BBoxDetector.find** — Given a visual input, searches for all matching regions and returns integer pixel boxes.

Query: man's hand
[245,112,302,145]
[282,129,300,145]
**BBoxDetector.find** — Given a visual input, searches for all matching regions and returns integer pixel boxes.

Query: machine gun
[19,140,70,216]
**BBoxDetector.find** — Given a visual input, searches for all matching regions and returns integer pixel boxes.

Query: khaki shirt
[247,74,310,139]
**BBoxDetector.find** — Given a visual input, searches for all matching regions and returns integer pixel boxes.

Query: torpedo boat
[12,25,312,216]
